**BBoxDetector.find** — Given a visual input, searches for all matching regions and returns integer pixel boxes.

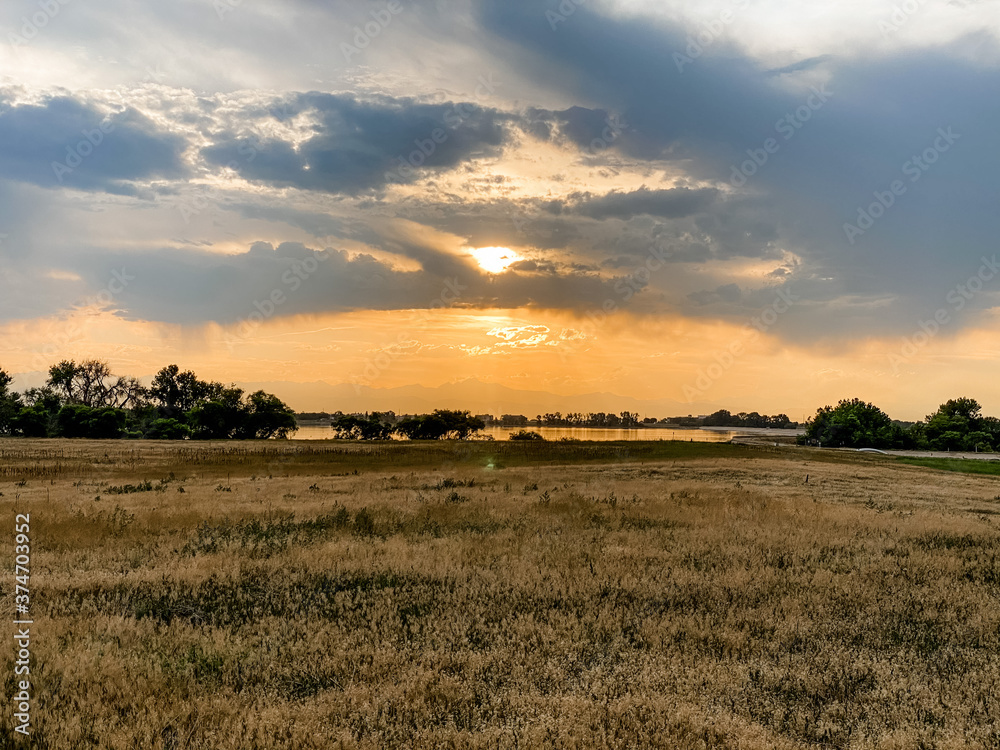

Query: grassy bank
[0,437,783,483]
[897,456,1000,478]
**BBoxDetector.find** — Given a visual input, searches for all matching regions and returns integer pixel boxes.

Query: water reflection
[290,425,752,442]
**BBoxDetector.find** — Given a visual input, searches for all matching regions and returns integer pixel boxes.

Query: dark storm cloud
[476,0,1000,342]
[524,106,625,150]
[0,93,187,191]
[201,92,513,193]
[480,0,791,160]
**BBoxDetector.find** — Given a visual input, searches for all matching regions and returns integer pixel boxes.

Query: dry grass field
[2,439,1000,749]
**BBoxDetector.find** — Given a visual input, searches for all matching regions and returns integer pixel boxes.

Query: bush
[56,405,127,439]
[509,429,545,441]
[146,419,192,440]
[11,405,52,437]
[333,415,392,440]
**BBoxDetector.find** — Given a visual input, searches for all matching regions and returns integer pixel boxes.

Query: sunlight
[470,246,521,274]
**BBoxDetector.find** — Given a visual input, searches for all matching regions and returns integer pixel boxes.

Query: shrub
[146,418,192,440]
[509,429,545,441]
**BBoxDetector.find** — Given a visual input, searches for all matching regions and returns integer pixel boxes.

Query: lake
[289,425,792,442]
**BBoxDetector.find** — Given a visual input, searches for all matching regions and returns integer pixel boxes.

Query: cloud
[688,283,743,306]
[201,92,513,193]
[488,325,550,343]
[0,92,187,192]
[64,240,637,326]
[475,0,1000,342]
[524,105,625,150]
[1,0,999,352]
[558,187,720,221]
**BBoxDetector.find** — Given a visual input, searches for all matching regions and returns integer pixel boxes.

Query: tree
[186,386,296,440]
[914,397,996,452]
[931,397,983,424]
[11,406,52,438]
[703,410,732,427]
[395,413,450,440]
[981,417,1000,450]
[395,410,485,440]
[21,387,61,410]
[86,408,129,439]
[46,359,146,409]
[333,414,393,440]
[150,365,215,416]
[146,418,192,440]
[802,398,904,448]
[1,361,296,442]
[55,405,127,439]
[47,360,82,403]
[48,359,112,407]
[0,368,21,435]
[963,430,993,453]
[434,410,485,439]
[187,386,247,440]
[12,387,60,437]
[923,397,982,450]
[242,390,297,439]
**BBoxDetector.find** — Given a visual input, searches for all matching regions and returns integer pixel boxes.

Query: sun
[469,246,521,274]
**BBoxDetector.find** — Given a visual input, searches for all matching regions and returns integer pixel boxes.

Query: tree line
[531,412,643,428]
[0,361,297,440]
[800,397,1000,451]
[669,410,797,429]
[333,411,485,441]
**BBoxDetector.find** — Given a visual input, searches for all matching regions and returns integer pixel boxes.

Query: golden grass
[1,440,999,748]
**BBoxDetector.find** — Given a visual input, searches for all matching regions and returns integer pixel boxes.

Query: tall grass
[1,442,998,748]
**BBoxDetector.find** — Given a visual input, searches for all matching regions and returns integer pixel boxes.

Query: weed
[106,480,157,495]
[353,508,376,537]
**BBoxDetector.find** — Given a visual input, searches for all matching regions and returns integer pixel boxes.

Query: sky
[1,0,998,421]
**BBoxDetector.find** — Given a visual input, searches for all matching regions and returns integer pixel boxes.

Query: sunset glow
[0,0,996,421]
[469,247,522,274]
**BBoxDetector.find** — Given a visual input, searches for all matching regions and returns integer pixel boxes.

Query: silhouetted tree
[187,386,247,440]
[55,405,127,439]
[333,414,393,440]
[395,410,484,440]
[509,429,544,441]
[242,390,297,439]
[46,359,146,409]
[0,368,21,435]
[150,365,216,416]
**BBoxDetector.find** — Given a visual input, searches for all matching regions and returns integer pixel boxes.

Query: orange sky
[5,303,1000,422]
